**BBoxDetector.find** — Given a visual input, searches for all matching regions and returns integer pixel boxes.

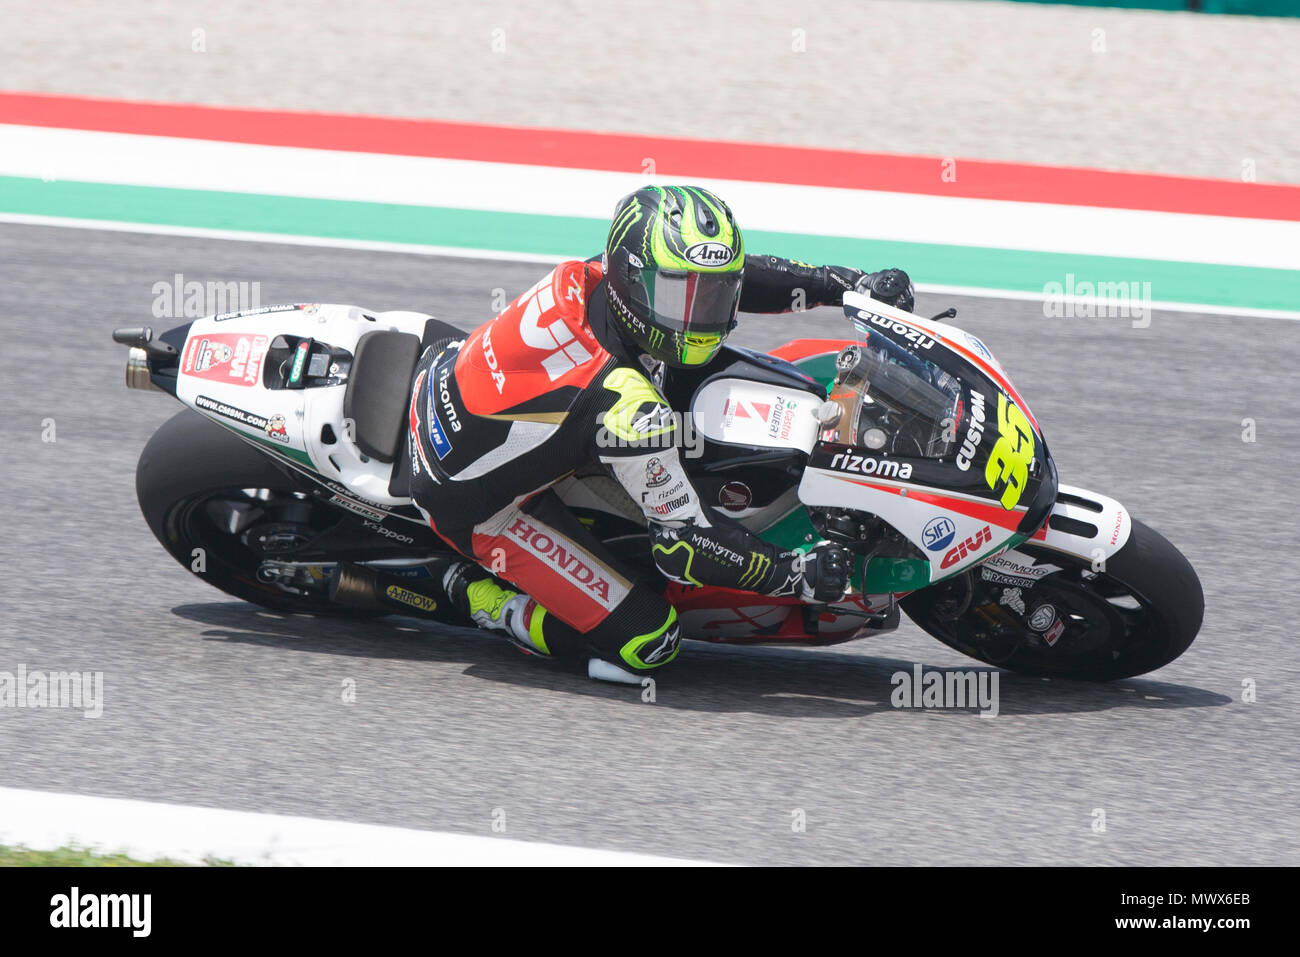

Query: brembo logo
[940,525,993,569]
[684,241,734,267]
[507,518,614,605]
[955,390,987,471]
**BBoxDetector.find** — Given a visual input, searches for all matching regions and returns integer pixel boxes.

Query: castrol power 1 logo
[182,332,269,387]
[766,395,799,441]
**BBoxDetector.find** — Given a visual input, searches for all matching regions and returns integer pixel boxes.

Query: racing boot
[440,561,553,658]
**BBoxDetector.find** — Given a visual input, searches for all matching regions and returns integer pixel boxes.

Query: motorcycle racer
[407,185,914,681]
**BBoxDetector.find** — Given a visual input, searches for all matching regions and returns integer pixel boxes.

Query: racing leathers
[407,254,897,672]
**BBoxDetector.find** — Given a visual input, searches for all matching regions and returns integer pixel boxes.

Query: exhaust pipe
[125,347,163,392]
[115,327,176,393]
[329,562,456,622]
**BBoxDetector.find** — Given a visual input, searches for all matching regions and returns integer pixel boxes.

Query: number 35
[984,394,1035,510]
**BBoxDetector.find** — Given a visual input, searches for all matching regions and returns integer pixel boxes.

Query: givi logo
[940,525,992,569]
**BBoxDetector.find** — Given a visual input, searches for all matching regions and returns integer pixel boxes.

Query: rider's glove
[798,543,856,603]
[855,268,915,314]
[819,265,867,304]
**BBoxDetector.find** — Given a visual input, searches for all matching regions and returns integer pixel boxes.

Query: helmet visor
[643,269,742,335]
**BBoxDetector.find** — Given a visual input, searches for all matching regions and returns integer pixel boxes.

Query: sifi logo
[922,516,957,551]
[940,525,993,569]
[507,518,615,605]
[684,241,735,267]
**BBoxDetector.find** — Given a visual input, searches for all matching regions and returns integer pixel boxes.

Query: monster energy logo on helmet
[605,185,744,369]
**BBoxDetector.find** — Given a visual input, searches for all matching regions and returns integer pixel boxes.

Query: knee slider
[618,609,681,670]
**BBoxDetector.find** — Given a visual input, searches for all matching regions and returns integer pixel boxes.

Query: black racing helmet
[604,185,744,368]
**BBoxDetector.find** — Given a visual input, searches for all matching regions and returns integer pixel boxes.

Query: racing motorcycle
[114,292,1203,681]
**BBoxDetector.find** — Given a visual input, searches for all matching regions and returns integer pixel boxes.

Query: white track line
[5,212,1295,321]
[4,123,1299,270]
[0,787,722,866]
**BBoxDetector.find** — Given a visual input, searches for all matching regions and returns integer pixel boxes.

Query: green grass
[0,844,235,866]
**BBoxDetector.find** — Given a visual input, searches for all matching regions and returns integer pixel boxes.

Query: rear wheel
[901,518,1203,680]
[136,409,379,615]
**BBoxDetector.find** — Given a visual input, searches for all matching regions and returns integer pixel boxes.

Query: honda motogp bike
[114,291,1203,680]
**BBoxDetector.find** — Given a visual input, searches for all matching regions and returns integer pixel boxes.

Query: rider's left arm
[738,255,864,314]
[739,255,914,315]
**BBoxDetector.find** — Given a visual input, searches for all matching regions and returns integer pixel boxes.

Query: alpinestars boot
[440,561,552,657]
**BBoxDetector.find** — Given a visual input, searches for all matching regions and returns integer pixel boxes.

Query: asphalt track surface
[1,221,1297,865]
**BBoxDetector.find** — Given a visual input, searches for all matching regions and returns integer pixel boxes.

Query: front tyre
[901,518,1203,680]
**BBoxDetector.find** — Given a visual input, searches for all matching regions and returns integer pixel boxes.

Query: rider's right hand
[799,543,856,603]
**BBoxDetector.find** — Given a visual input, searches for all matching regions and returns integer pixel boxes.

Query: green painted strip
[2,176,1296,313]
[1009,0,1300,15]
[0,176,597,256]
[748,232,1300,315]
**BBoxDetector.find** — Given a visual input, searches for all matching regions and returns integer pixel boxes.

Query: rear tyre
[901,518,1203,680]
[136,409,381,616]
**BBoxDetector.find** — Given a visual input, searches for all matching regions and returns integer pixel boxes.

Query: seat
[342,330,422,463]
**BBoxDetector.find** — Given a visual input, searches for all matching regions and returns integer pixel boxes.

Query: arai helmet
[604,185,744,368]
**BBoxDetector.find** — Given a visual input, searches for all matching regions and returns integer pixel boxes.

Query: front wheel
[901,518,1203,680]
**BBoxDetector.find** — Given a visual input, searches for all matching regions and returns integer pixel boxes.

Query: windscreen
[824,331,962,458]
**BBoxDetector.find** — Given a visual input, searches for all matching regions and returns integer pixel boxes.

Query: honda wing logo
[519,279,592,381]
